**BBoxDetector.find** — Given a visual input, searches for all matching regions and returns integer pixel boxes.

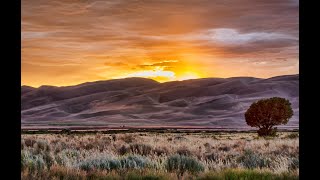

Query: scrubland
[21,131,299,180]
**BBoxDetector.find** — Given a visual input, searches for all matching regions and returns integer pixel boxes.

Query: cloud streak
[22,0,299,87]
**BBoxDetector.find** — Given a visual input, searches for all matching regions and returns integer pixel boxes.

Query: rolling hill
[21,74,299,130]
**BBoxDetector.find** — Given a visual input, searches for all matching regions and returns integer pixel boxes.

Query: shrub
[78,155,150,172]
[42,151,54,169]
[176,147,192,156]
[111,134,117,141]
[118,145,129,155]
[60,129,72,134]
[120,134,136,143]
[289,157,299,170]
[78,157,121,172]
[129,143,152,156]
[54,141,68,154]
[153,147,169,156]
[218,146,231,152]
[24,138,36,147]
[33,140,51,154]
[232,144,240,148]
[203,142,211,149]
[21,150,46,172]
[101,136,112,144]
[264,142,270,147]
[120,155,151,170]
[63,149,81,159]
[55,149,80,167]
[237,150,271,169]
[205,153,219,162]
[165,155,204,179]
[174,136,188,141]
[286,133,299,139]
[21,139,25,150]
[84,143,95,150]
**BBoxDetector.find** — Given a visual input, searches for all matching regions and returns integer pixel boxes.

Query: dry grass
[21,132,299,179]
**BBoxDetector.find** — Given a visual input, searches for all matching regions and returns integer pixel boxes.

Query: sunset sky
[22,0,299,87]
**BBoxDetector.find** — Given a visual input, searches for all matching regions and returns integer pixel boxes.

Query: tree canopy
[245,97,293,136]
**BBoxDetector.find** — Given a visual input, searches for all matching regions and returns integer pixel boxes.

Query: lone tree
[245,97,293,136]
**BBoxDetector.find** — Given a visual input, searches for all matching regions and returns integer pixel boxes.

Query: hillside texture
[21,75,299,129]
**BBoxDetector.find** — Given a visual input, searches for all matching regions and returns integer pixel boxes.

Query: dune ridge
[21,75,299,129]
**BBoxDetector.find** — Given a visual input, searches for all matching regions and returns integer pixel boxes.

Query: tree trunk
[258,126,275,136]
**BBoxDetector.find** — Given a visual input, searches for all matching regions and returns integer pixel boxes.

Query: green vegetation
[21,168,298,180]
[166,154,204,179]
[286,132,299,139]
[245,97,293,136]
[197,169,299,180]
[77,155,151,172]
[237,149,271,169]
[21,132,299,179]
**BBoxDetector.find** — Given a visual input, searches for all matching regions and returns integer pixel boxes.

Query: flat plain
[21,131,299,180]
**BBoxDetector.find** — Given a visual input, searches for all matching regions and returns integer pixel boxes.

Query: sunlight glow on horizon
[22,0,298,87]
[115,65,203,83]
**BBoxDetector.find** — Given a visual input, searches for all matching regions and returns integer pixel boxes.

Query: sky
[22,0,299,87]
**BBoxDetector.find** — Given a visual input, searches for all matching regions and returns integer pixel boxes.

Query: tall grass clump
[120,134,136,143]
[24,138,36,147]
[165,154,204,179]
[33,140,51,154]
[21,150,46,173]
[78,155,151,172]
[53,149,80,167]
[237,149,271,169]
[289,157,299,170]
[129,143,152,156]
[78,157,121,172]
[120,155,151,169]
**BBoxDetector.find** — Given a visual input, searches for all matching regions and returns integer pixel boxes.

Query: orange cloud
[22,0,298,87]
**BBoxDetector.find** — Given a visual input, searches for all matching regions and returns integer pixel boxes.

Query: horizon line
[21,73,299,88]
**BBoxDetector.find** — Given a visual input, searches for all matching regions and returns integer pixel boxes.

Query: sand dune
[21,75,299,129]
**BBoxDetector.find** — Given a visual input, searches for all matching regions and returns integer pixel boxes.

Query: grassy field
[21,131,299,180]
